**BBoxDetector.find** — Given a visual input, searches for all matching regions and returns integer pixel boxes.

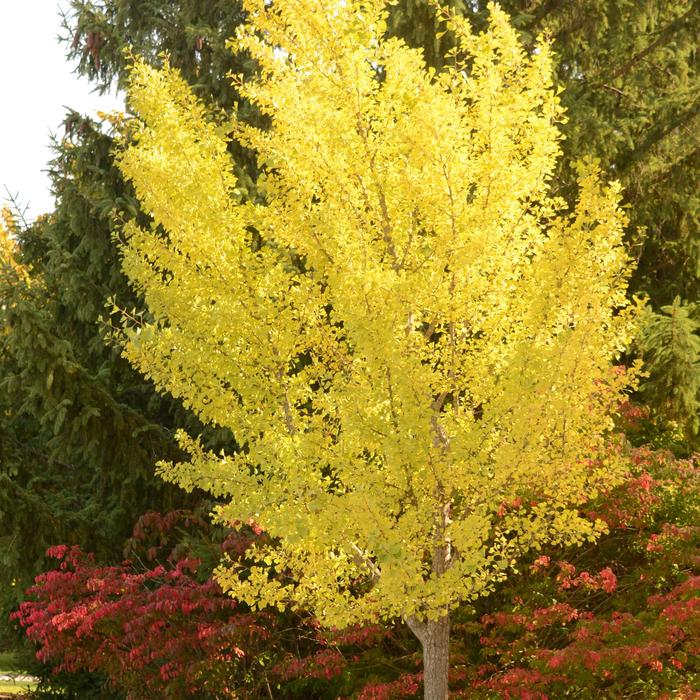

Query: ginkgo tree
[115,1,639,697]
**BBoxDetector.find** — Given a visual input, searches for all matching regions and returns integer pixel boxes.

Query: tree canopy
[115,1,639,695]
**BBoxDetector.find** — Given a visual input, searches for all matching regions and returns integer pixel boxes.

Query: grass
[0,679,36,695]
[0,651,37,696]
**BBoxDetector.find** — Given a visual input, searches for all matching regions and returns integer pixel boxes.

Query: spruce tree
[638,297,700,444]
[0,1,251,613]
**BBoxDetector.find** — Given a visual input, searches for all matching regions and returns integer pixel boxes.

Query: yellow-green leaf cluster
[0,209,31,289]
[117,0,638,627]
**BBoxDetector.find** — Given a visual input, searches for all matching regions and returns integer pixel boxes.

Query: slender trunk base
[407,614,450,700]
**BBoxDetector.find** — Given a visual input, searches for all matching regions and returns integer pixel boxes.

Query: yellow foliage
[0,208,31,288]
[117,1,638,627]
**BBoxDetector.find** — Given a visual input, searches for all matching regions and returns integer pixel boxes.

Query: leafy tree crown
[116,0,638,627]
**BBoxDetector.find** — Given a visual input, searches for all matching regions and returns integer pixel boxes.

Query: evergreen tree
[0,120,186,607]
[0,1,252,613]
[638,297,700,443]
[64,0,247,109]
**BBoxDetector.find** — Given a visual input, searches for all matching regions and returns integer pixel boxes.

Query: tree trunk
[407,614,450,700]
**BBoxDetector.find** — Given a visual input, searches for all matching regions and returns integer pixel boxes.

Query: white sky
[0,1,123,222]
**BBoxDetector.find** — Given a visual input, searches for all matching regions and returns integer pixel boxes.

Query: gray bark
[407,614,450,700]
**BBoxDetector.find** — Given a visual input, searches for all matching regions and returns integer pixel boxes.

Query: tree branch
[608,3,698,81]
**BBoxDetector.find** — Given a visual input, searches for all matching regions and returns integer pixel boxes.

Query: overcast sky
[0,1,123,222]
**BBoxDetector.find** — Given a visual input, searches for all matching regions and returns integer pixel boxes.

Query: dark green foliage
[0,118,189,597]
[62,0,247,110]
[0,0,254,619]
[23,670,123,700]
[539,1,700,307]
[638,297,700,442]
